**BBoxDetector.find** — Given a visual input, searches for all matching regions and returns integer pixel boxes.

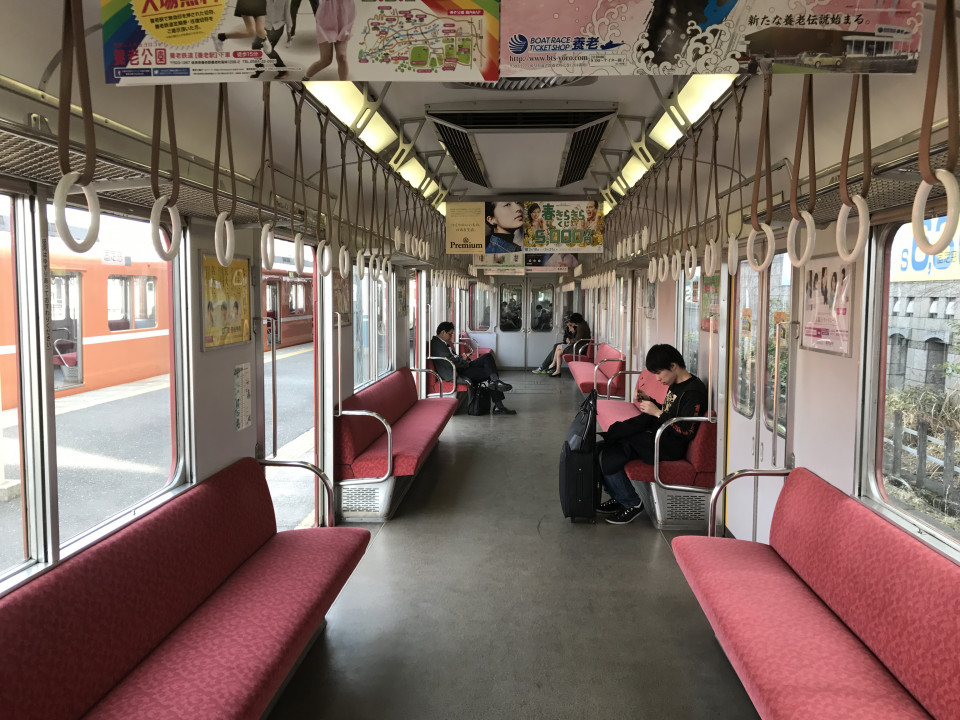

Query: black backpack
[467,384,491,416]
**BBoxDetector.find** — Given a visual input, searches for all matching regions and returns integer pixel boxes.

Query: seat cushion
[673,536,931,720]
[0,458,277,720]
[83,527,370,720]
[770,468,960,719]
[344,397,457,480]
[624,458,698,486]
[596,399,641,431]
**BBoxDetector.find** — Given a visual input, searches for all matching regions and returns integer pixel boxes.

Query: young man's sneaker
[605,502,644,525]
[595,499,622,515]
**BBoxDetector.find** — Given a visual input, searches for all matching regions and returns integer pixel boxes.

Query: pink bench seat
[673,468,960,719]
[335,367,457,480]
[0,458,370,720]
[596,370,669,430]
[568,343,625,396]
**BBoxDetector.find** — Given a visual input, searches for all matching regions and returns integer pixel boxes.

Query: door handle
[759,442,764,463]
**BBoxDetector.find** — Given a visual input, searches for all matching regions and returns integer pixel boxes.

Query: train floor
[268,370,759,720]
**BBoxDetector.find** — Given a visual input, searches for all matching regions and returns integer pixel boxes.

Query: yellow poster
[202,255,251,350]
[445,202,487,254]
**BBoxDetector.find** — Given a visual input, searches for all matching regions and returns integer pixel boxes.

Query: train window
[531,284,554,332]
[0,194,27,576]
[500,285,521,332]
[469,282,490,331]
[764,254,792,433]
[353,268,392,389]
[733,260,757,418]
[681,267,701,377]
[47,204,179,548]
[287,282,307,316]
[106,275,157,331]
[876,218,960,541]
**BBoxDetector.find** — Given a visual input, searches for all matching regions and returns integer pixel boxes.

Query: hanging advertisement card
[801,258,854,356]
[500,0,922,77]
[234,363,252,431]
[332,272,352,326]
[699,274,721,331]
[201,254,251,351]
[446,202,487,254]
[102,0,499,84]
[523,200,604,253]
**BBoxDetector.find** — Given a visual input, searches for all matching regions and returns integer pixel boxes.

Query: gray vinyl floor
[268,371,758,720]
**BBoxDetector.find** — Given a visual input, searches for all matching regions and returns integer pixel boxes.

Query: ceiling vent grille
[429,109,611,131]
[434,123,488,187]
[558,121,609,187]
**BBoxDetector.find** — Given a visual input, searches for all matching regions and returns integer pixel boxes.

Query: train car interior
[1,1,960,718]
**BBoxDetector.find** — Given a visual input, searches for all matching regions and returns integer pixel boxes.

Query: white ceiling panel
[473,132,566,191]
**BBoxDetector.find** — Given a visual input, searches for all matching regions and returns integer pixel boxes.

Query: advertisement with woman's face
[484,201,524,254]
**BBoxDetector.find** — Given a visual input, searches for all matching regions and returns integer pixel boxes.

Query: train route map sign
[357,3,489,78]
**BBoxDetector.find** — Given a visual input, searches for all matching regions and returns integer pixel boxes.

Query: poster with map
[102,0,499,84]
[500,0,922,77]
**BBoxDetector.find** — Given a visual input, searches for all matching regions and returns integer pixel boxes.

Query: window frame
[860,220,960,562]
[1,193,189,597]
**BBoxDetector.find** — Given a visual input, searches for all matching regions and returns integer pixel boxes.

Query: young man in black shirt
[596,344,707,524]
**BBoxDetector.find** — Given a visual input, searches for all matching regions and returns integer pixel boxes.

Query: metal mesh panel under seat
[340,486,382,514]
[664,491,708,523]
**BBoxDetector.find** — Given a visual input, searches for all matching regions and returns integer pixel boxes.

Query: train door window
[47,204,179,548]
[134,276,157,329]
[0,194,27,576]
[531,284,554,332]
[468,282,491,331]
[408,275,416,368]
[287,281,307,316]
[681,267,701,376]
[500,285,521,331]
[764,254,792,432]
[51,272,82,389]
[733,260,758,417]
[876,217,960,541]
[375,273,391,376]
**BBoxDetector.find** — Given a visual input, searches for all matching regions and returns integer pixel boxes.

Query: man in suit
[430,322,516,415]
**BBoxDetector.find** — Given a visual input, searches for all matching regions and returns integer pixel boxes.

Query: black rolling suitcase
[559,390,601,521]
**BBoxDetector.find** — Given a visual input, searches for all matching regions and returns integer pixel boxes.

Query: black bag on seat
[467,383,491,416]
[560,390,601,521]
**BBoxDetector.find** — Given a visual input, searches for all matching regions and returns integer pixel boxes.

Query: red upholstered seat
[334,367,457,480]
[0,458,370,720]
[672,537,931,720]
[673,468,960,719]
[596,371,670,431]
[343,397,457,479]
[562,339,594,364]
[568,343,625,396]
[621,413,716,488]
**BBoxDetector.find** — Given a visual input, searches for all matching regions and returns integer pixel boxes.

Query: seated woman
[535,313,590,377]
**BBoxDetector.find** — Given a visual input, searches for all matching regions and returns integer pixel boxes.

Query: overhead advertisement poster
[500,0,922,77]
[101,0,499,85]
[446,202,487,254]
[522,200,603,254]
[525,253,580,273]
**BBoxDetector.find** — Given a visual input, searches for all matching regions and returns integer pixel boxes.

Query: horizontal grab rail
[605,369,647,400]
[426,355,460,390]
[653,416,717,493]
[409,366,444,397]
[593,357,625,393]
[338,409,393,485]
[257,458,334,528]
[708,467,792,537]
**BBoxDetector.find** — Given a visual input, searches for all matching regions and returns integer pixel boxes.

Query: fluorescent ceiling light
[649,74,736,151]
[436,202,447,216]
[398,158,426,189]
[621,156,648,188]
[603,199,616,215]
[305,81,398,153]
[421,178,439,198]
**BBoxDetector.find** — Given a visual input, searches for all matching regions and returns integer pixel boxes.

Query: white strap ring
[317,241,333,276]
[703,240,718,276]
[836,196,870,263]
[671,250,682,280]
[293,232,305,274]
[787,210,817,268]
[149,195,181,262]
[746,223,775,272]
[647,260,657,283]
[214,211,236,267]
[54,171,101,253]
[658,255,669,282]
[338,245,351,279]
[912,169,959,256]
[684,247,697,279]
[728,234,740,276]
[261,222,275,270]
